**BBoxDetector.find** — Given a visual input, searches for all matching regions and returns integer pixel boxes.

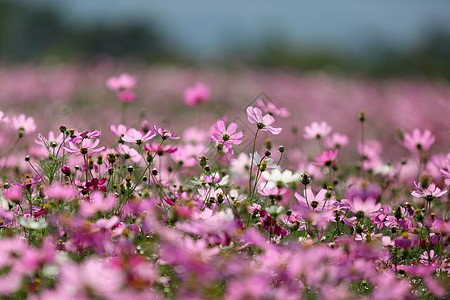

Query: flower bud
[301,172,311,186]
[61,166,71,176]
[359,110,366,122]
[107,153,116,164]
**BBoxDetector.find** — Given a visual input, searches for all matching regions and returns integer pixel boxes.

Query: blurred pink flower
[344,197,381,218]
[303,121,332,139]
[183,82,210,107]
[403,128,435,152]
[117,90,137,103]
[441,165,450,185]
[11,114,36,135]
[2,187,23,203]
[394,232,418,248]
[105,73,137,91]
[325,132,349,149]
[79,191,116,217]
[255,98,290,117]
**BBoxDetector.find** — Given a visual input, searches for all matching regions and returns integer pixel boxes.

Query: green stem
[248,129,260,198]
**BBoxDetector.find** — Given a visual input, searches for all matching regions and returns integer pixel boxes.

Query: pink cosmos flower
[344,197,381,218]
[35,131,64,148]
[117,144,141,163]
[255,98,290,117]
[170,145,198,167]
[411,181,447,200]
[11,174,42,188]
[325,132,349,149]
[303,121,332,139]
[117,90,137,103]
[403,128,435,152]
[122,128,156,145]
[183,82,210,107]
[105,73,137,91]
[79,191,116,217]
[295,188,334,211]
[64,138,105,156]
[110,124,128,138]
[11,114,36,135]
[143,143,177,155]
[313,149,338,167]
[210,120,243,151]
[58,258,125,299]
[246,106,282,135]
[44,183,77,202]
[153,126,180,140]
[2,187,23,203]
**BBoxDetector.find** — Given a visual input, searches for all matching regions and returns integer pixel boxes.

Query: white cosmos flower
[262,169,300,187]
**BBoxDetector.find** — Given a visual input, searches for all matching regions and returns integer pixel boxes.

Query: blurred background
[2,0,450,77]
[0,0,449,156]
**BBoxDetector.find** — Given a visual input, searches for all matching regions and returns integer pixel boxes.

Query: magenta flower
[411,181,447,201]
[403,128,435,152]
[11,174,42,188]
[210,120,243,151]
[394,232,419,248]
[246,106,282,135]
[143,143,177,155]
[313,149,338,167]
[105,73,137,91]
[81,178,107,194]
[11,114,36,135]
[117,90,137,103]
[183,82,210,107]
[122,128,156,145]
[153,126,180,140]
[303,121,332,139]
[64,138,105,156]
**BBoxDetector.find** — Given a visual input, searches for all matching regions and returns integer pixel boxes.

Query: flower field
[0,64,449,299]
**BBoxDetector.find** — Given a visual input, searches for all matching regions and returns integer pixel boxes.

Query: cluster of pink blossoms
[0,75,448,300]
[106,73,137,103]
